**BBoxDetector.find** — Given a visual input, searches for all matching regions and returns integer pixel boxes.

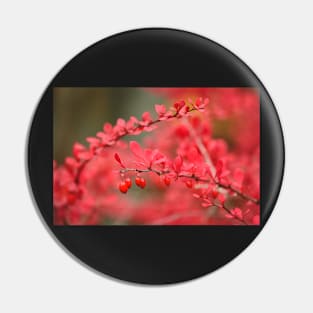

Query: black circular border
[27,28,285,284]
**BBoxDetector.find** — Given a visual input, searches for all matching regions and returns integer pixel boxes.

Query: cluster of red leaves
[53,88,260,225]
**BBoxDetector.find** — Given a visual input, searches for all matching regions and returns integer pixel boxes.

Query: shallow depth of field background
[54,88,164,163]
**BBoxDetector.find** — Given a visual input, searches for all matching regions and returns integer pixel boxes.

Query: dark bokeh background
[53,88,165,163]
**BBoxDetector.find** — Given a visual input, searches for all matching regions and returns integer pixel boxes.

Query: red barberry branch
[119,167,259,205]
[218,183,260,205]
[183,116,260,206]
[74,99,205,184]
[119,168,248,224]
[211,202,248,225]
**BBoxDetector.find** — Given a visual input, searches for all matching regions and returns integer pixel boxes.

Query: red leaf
[141,112,152,123]
[73,142,86,159]
[233,168,245,190]
[215,159,224,179]
[116,118,126,128]
[114,153,125,168]
[201,199,213,207]
[231,208,243,220]
[130,141,144,159]
[173,155,183,173]
[103,122,113,133]
[86,137,99,144]
[252,215,260,225]
[195,97,203,107]
[155,104,166,117]
[194,97,209,111]
[77,150,92,161]
[217,193,225,205]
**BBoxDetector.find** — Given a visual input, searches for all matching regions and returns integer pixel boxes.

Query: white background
[1,1,312,312]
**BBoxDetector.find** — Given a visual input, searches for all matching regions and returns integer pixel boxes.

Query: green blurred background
[53,88,165,163]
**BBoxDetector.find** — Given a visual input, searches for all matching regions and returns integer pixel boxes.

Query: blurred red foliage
[53,88,260,225]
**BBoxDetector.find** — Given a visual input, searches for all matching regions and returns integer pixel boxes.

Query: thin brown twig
[119,168,259,205]
[214,203,247,225]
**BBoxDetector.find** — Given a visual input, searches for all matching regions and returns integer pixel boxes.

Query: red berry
[119,181,128,194]
[164,176,171,186]
[125,177,132,188]
[136,177,146,189]
[135,176,142,187]
[185,180,193,188]
[139,177,146,189]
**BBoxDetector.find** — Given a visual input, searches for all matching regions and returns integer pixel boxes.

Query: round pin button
[27,28,284,284]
